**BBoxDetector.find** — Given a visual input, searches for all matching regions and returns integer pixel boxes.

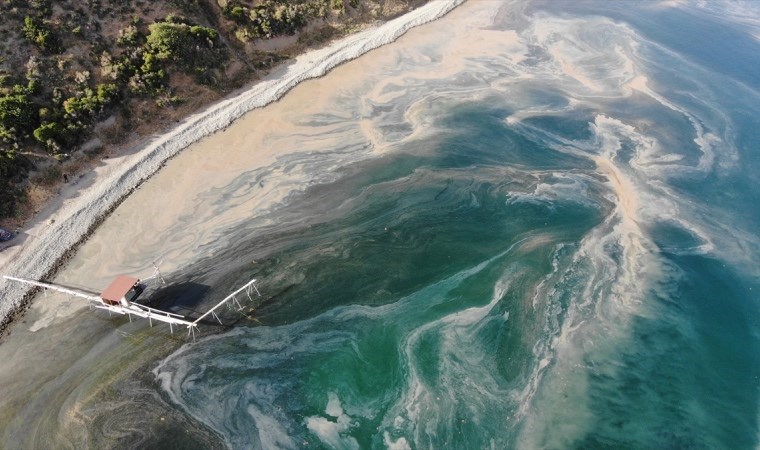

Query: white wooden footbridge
[3,272,260,339]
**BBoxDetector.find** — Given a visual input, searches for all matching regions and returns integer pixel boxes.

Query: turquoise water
[150,1,760,448]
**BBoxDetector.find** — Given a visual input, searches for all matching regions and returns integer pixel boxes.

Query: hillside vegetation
[0,0,424,223]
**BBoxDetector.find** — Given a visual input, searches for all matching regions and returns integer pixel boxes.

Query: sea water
[5,0,760,448]
[148,1,760,448]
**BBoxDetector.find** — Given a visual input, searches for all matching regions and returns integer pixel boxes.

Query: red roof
[101,275,139,302]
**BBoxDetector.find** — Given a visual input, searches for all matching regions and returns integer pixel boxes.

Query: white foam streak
[154,238,525,449]
[526,15,641,97]
[506,172,599,210]
[389,275,514,445]
[384,432,412,450]
[626,77,728,176]
[306,393,359,450]
[248,405,299,450]
[689,0,760,37]
[359,238,533,447]
[514,114,678,448]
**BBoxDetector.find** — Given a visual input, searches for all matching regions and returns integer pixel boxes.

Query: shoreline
[0,0,465,337]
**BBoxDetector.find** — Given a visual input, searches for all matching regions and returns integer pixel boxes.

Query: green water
[4,0,760,448]
[152,1,760,447]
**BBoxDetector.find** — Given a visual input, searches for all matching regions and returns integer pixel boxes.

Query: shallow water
[2,0,760,448]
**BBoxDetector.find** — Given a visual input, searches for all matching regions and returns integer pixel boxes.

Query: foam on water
[148,1,760,448]
[155,238,538,447]
[149,1,760,447]
[0,0,466,323]
[3,0,760,447]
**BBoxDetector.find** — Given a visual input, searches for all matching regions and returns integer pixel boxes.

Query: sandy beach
[0,0,464,332]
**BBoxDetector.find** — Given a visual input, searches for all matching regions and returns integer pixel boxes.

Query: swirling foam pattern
[4,0,760,447]
[151,1,760,448]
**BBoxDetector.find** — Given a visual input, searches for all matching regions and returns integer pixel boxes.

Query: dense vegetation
[222,0,324,40]
[0,0,425,223]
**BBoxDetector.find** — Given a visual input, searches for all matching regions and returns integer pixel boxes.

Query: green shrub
[33,121,66,152]
[222,3,249,24]
[63,83,119,119]
[145,22,218,63]
[224,1,313,39]
[33,121,63,142]
[22,16,60,53]
[132,20,226,91]
[0,93,36,142]
[63,91,98,117]
[96,83,119,103]
[117,25,141,47]
[28,0,52,12]
[331,0,344,13]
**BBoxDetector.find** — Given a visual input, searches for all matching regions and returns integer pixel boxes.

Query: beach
[0,0,464,331]
[0,1,473,446]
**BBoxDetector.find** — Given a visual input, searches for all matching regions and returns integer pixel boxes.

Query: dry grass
[1,183,55,230]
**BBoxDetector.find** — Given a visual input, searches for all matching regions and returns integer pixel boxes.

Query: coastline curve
[0,0,466,334]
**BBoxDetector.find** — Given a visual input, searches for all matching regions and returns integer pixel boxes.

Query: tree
[0,93,36,143]
[32,121,67,152]
[135,20,225,90]
[21,16,60,53]
[145,22,218,63]
[62,83,119,119]
[117,25,141,47]
[96,83,119,104]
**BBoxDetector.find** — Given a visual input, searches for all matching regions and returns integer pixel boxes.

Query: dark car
[0,228,14,242]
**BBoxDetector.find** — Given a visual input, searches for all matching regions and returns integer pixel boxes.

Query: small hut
[100,275,143,306]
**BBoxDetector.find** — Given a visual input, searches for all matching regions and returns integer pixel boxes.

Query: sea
[2,0,760,448]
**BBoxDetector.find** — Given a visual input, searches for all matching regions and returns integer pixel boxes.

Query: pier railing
[3,275,261,339]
